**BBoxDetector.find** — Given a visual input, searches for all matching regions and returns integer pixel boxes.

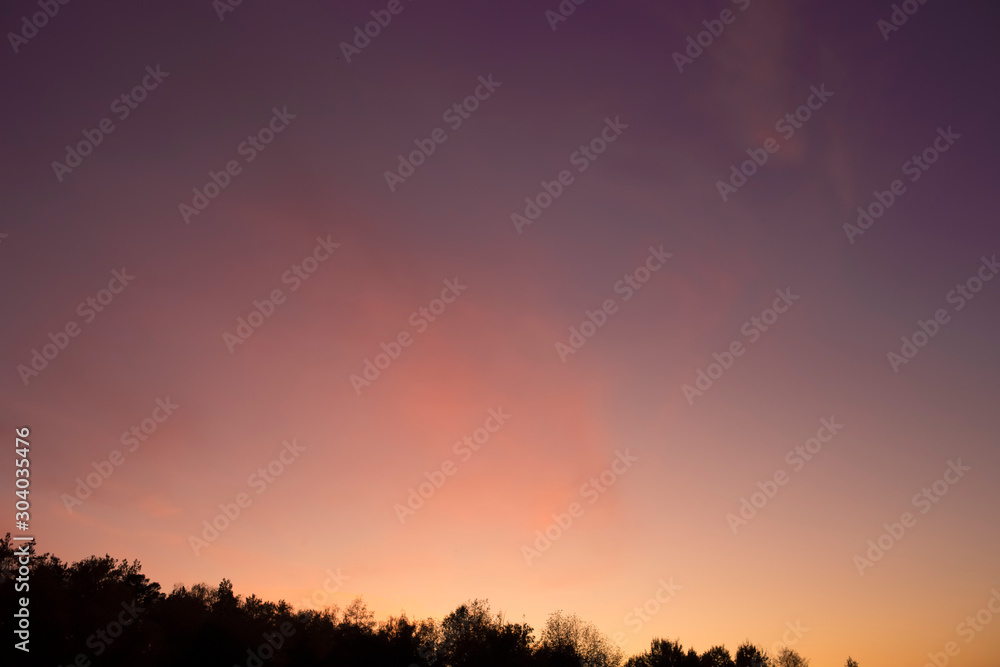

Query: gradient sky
[2,1,999,665]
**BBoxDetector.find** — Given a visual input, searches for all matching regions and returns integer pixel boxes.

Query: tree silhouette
[736,641,770,667]
[774,647,809,667]
[440,598,534,667]
[624,638,701,667]
[700,645,735,667]
[0,535,846,667]
[538,610,623,667]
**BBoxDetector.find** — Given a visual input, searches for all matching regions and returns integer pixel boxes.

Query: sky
[2,0,1000,665]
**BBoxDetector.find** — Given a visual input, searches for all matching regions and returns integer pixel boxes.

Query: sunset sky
[2,0,999,665]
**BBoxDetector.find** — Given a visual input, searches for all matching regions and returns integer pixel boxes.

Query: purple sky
[2,1,999,665]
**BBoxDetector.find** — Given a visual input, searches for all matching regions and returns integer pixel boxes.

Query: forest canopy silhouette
[2,535,858,667]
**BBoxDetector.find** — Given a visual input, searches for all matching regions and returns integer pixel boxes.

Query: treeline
[0,535,857,667]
